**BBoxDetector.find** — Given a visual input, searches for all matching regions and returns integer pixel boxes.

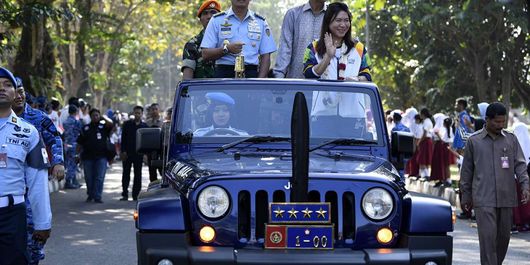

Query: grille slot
[273,190,286,202]
[308,190,320,202]
[238,191,251,240]
[343,192,355,240]
[325,191,339,240]
[237,189,355,242]
[255,190,268,240]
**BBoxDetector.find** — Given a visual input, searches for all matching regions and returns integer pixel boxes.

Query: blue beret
[15,77,23,88]
[0,67,17,88]
[206,92,235,106]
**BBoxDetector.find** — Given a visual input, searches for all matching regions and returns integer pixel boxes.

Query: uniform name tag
[6,137,30,148]
[97,132,102,140]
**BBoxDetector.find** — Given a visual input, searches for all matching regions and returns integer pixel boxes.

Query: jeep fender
[401,192,453,233]
[136,187,190,231]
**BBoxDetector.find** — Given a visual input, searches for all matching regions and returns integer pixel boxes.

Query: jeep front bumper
[137,232,452,265]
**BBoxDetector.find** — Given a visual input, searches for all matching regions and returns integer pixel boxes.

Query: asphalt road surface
[41,163,530,265]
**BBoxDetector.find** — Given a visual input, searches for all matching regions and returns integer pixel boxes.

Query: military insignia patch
[270,231,283,244]
[23,128,30,133]
[11,117,17,123]
[12,133,29,139]
[266,28,270,37]
[7,137,30,148]
[14,125,21,132]
[221,20,232,27]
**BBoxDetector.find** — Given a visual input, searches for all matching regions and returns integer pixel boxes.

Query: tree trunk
[13,1,56,96]
[473,54,489,103]
[501,66,511,111]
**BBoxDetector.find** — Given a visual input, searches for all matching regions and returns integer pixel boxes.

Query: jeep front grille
[237,190,355,243]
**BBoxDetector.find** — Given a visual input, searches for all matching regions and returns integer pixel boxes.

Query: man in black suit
[120,106,148,201]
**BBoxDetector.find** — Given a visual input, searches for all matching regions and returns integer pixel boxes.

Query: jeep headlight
[362,188,393,220]
[197,186,230,219]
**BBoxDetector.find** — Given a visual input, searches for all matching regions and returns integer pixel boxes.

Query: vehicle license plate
[264,224,334,249]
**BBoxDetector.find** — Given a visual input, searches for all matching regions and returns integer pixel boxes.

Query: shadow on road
[41,163,150,265]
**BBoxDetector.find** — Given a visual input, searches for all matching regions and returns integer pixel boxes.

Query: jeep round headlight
[197,186,230,219]
[362,188,393,220]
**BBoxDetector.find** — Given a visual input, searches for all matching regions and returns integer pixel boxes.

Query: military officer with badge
[0,67,52,265]
[181,0,221,80]
[201,0,276,78]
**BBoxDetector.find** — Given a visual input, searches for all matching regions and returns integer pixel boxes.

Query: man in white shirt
[273,0,327,78]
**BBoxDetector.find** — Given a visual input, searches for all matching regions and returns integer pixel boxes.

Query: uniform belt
[0,195,25,207]
[216,64,258,71]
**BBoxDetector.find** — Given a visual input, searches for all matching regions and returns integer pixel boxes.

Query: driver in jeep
[194,92,249,137]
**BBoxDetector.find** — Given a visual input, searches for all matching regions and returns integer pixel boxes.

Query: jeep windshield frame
[172,80,386,150]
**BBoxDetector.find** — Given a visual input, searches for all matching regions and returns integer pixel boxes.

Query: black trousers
[147,153,162,182]
[0,202,28,265]
[122,155,143,200]
[214,64,258,78]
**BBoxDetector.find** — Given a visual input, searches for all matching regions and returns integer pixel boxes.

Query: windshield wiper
[217,136,290,152]
[309,138,377,152]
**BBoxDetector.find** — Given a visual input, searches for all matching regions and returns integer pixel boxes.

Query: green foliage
[347,0,529,113]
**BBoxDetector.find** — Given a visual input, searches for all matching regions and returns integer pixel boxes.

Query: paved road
[41,163,530,265]
[451,215,530,264]
[41,163,146,265]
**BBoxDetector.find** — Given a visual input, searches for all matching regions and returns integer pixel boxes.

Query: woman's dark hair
[316,2,355,57]
[485,102,507,119]
[89,108,100,116]
[456,97,468,109]
[443,117,453,138]
[50,99,60,110]
[420,108,432,119]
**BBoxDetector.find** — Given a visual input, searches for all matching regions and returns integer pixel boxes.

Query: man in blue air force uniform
[13,77,63,265]
[0,67,52,265]
[200,0,276,78]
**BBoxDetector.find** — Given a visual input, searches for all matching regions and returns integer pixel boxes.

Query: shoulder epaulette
[213,12,225,18]
[255,13,265,20]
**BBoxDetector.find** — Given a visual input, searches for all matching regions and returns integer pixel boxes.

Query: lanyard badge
[0,144,7,168]
[501,147,509,169]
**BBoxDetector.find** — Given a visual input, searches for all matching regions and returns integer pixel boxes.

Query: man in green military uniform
[181,0,221,80]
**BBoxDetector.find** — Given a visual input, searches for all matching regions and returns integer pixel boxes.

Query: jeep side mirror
[391,131,414,157]
[136,128,162,154]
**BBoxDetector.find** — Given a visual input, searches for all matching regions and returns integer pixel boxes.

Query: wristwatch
[222,40,229,55]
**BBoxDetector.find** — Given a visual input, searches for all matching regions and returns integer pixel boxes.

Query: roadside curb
[405,177,460,208]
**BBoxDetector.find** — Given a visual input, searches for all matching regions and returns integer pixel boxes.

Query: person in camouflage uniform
[13,77,64,265]
[181,0,221,80]
[63,105,83,189]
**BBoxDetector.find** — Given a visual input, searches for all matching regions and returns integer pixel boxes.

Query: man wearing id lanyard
[77,108,113,203]
[0,67,52,265]
[200,0,276,78]
[460,102,530,265]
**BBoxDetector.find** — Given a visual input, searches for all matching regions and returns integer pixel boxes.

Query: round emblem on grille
[270,231,283,244]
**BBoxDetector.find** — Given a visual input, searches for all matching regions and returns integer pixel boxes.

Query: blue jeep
[135,79,453,265]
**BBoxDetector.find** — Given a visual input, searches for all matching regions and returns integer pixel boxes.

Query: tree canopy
[0,0,528,115]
